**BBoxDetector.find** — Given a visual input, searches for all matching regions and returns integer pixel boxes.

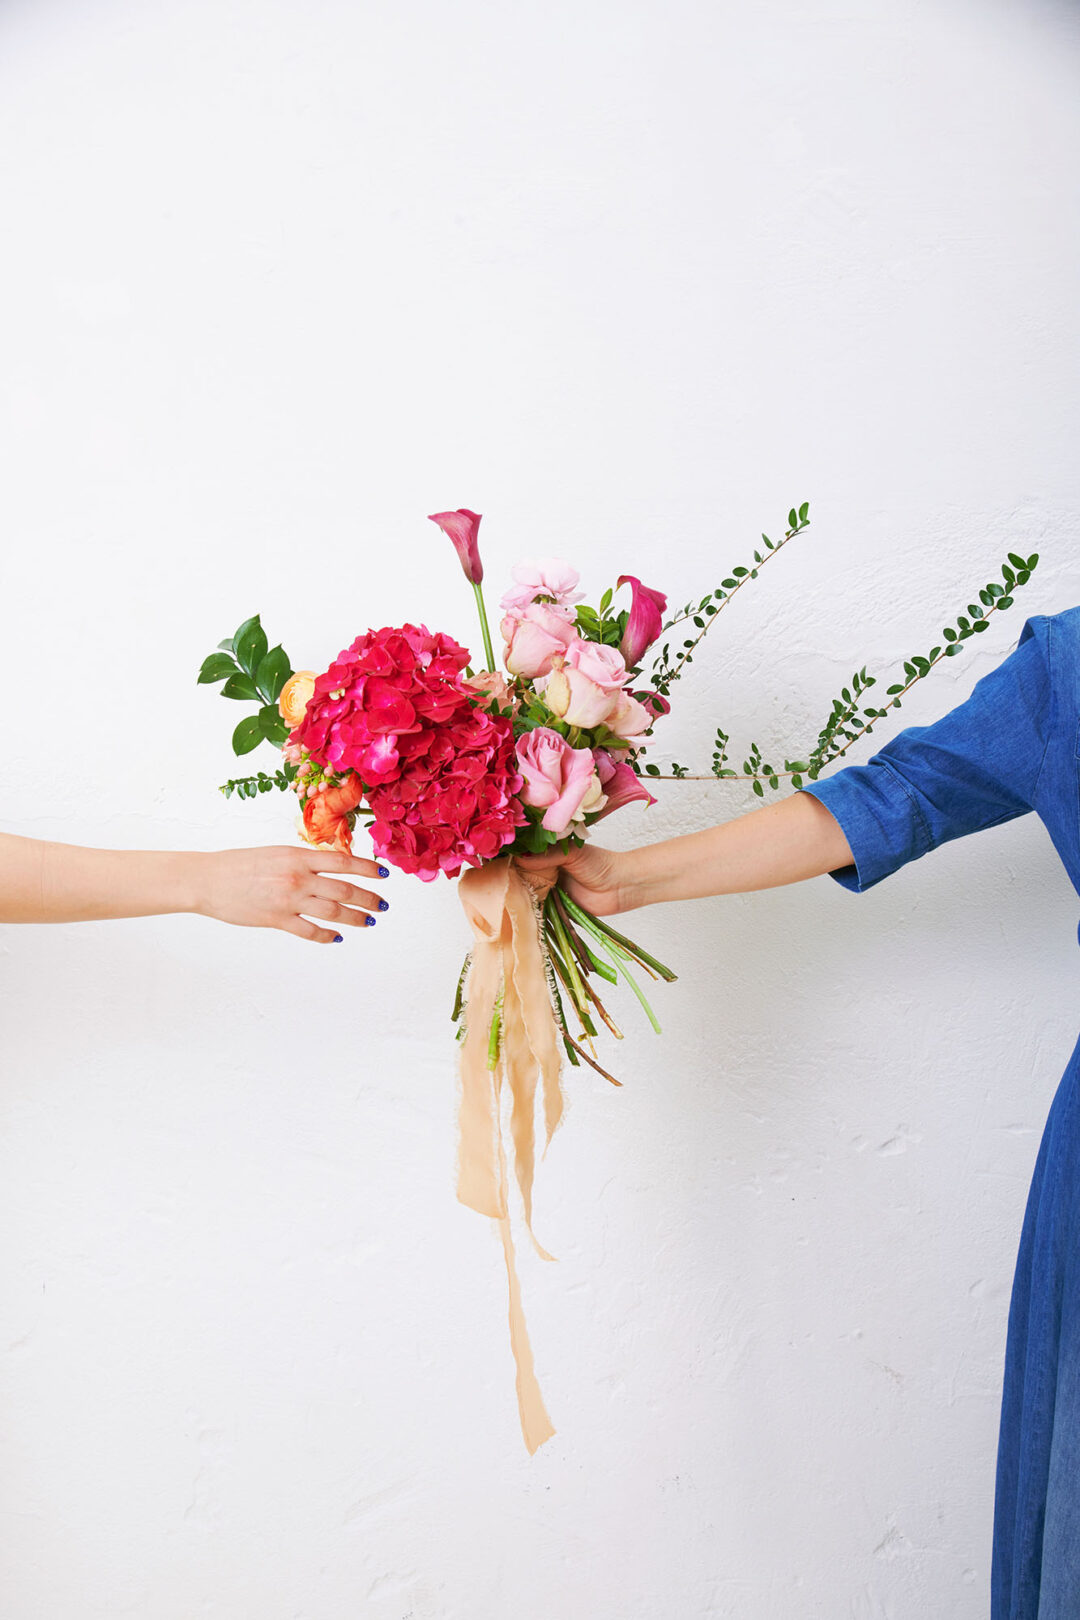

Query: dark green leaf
[235,616,268,676]
[223,672,260,701]
[198,652,238,684]
[232,715,263,756]
[1007,552,1026,570]
[258,705,288,743]
[256,644,292,703]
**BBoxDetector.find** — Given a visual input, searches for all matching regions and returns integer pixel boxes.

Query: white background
[2,1,1079,1615]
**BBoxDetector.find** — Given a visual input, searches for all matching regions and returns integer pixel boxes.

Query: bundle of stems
[538,891,677,1085]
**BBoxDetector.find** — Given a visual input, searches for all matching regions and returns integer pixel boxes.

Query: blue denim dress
[802,608,1080,1620]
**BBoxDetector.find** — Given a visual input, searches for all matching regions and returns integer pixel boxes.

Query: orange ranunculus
[300,774,365,853]
[278,670,317,728]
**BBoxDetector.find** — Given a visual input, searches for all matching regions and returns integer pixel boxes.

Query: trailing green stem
[472,580,496,673]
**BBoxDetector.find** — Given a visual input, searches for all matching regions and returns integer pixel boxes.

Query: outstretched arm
[0,833,387,944]
[517,790,853,916]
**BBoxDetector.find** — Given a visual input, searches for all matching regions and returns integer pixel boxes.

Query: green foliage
[651,502,811,697]
[799,551,1041,781]
[220,766,297,800]
[197,614,296,759]
[576,599,628,648]
[643,545,1041,790]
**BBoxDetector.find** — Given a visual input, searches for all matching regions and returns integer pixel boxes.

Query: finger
[280,916,341,945]
[305,849,385,880]
[302,898,373,930]
[309,877,385,914]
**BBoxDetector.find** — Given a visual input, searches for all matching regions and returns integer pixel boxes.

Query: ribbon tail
[497,1204,556,1451]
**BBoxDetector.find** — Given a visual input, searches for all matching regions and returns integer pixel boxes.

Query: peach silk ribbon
[456,856,566,1454]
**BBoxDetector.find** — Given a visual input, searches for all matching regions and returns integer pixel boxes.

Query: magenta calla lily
[429,509,484,585]
[617,575,668,669]
[592,752,658,820]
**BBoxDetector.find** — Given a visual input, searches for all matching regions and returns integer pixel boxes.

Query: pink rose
[543,637,629,729]
[592,751,657,820]
[617,575,668,668]
[516,727,604,838]
[464,670,519,713]
[607,690,653,741]
[500,559,585,613]
[501,601,577,678]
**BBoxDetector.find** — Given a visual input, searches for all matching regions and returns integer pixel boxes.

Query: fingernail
[378,898,390,911]
[365,915,377,926]
[332,934,344,943]
[377,865,390,878]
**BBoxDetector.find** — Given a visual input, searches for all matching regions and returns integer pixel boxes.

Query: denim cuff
[798,762,932,893]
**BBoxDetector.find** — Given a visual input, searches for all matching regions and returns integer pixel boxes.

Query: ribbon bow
[456,856,566,1453]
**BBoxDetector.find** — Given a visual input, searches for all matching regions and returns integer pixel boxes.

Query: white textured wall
[2,1,1079,1615]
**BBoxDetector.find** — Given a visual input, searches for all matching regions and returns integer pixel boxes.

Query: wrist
[615,847,655,912]
[174,851,212,916]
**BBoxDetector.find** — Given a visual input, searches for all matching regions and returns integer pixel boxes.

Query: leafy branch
[650,502,811,698]
[641,550,1041,789]
[220,768,297,800]
[198,614,294,755]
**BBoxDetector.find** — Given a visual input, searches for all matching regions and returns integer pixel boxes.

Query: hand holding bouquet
[199,504,1039,1449]
[200,509,677,1450]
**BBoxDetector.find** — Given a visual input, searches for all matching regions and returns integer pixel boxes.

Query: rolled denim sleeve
[800,615,1053,893]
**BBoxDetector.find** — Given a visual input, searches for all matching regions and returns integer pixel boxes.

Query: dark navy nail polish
[378,898,390,911]
[365,915,377,926]
[332,934,344,943]
[377,865,390,878]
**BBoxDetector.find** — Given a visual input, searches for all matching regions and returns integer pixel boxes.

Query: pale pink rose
[516,727,602,838]
[607,690,653,740]
[501,601,577,678]
[500,559,585,612]
[543,638,629,729]
[592,750,657,820]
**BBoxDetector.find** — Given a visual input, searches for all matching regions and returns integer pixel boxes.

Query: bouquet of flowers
[199,505,1040,1450]
[200,509,681,1450]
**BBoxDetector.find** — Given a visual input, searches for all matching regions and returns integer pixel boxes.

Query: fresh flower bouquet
[199,505,1040,1450]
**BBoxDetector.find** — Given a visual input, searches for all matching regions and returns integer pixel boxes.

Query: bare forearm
[622,791,853,908]
[0,834,201,923]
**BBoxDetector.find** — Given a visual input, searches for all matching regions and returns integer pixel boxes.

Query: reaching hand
[195,845,389,943]
[514,843,633,917]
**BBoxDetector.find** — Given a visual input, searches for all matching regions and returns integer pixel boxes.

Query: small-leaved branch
[651,503,811,698]
[640,550,1041,790]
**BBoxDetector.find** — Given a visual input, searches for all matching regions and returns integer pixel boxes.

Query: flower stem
[560,894,678,982]
[472,580,496,673]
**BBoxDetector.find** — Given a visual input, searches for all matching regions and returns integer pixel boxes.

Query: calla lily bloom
[429,509,484,585]
[617,574,668,668]
[592,751,658,820]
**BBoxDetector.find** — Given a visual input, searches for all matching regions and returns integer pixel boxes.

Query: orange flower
[278,670,316,728]
[300,774,365,853]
